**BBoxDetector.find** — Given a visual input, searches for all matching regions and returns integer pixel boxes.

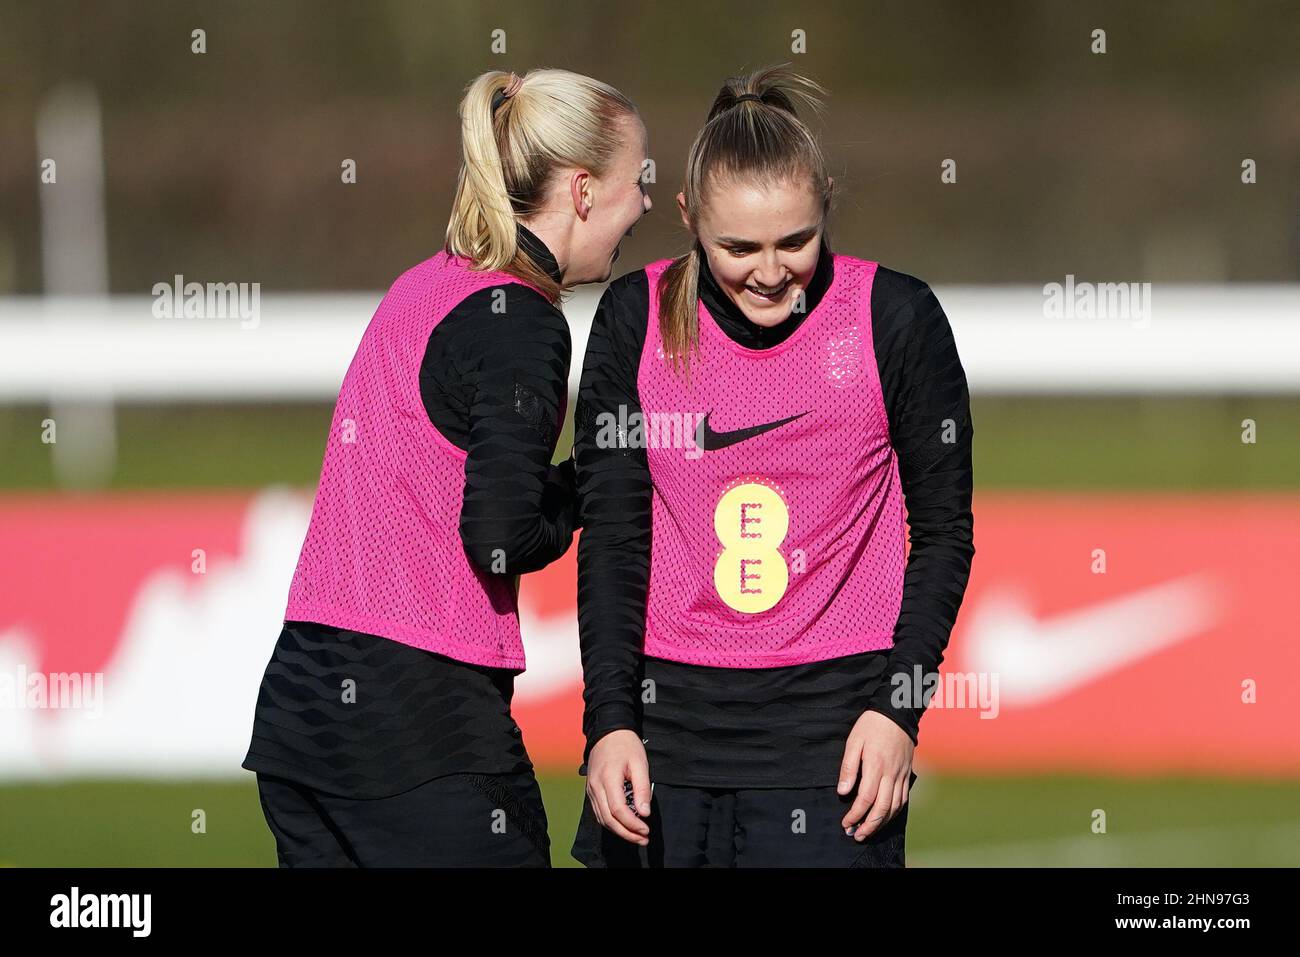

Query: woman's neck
[518,215,571,283]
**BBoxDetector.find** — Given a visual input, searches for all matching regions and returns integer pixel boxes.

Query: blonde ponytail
[446,69,638,303]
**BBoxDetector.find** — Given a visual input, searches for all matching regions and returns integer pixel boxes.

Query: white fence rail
[2,284,1298,400]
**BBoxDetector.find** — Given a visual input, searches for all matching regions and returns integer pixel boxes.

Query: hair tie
[491,73,524,114]
[733,93,763,105]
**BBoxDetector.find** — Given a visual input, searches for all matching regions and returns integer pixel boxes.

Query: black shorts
[572,770,916,868]
[256,769,550,867]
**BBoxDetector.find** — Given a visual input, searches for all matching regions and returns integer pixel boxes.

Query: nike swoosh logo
[697,411,809,451]
[963,573,1222,706]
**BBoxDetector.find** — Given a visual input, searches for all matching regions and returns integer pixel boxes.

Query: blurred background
[1,0,1298,866]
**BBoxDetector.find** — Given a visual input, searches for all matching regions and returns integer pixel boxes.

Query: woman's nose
[753,251,783,285]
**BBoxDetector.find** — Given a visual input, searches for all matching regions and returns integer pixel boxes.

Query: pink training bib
[636,255,906,667]
[285,251,540,670]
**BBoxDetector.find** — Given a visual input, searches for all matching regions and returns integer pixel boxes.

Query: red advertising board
[1,491,1296,776]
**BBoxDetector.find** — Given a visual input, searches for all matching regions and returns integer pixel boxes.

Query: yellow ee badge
[713,482,790,613]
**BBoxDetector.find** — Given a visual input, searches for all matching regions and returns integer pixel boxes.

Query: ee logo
[713,482,789,613]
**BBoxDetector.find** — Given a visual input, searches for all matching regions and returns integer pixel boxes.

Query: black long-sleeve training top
[574,241,975,789]
[242,227,576,799]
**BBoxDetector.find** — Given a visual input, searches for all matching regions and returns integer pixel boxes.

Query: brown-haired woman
[572,66,974,867]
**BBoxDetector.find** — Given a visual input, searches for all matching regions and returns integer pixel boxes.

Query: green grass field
[2,394,1296,866]
[2,395,1300,490]
[2,773,1298,867]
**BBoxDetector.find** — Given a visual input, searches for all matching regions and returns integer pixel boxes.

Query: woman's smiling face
[686,177,826,327]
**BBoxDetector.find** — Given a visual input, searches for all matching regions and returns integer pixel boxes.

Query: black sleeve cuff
[864,681,921,747]
[581,702,642,768]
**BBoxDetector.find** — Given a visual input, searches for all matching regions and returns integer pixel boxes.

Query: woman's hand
[837,710,915,842]
[585,729,652,846]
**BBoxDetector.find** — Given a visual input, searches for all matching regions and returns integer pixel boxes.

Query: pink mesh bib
[637,255,905,667]
[285,251,540,670]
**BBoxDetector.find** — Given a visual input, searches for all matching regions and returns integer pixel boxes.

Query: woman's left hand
[837,710,915,842]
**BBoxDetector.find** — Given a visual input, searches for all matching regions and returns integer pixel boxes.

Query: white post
[36,81,117,489]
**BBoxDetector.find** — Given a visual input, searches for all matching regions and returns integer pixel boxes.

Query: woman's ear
[676,191,690,229]
[571,170,593,221]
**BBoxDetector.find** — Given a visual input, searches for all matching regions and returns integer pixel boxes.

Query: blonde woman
[572,66,973,866]
[243,69,651,867]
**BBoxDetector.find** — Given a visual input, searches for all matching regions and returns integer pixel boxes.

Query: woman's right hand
[585,729,651,845]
